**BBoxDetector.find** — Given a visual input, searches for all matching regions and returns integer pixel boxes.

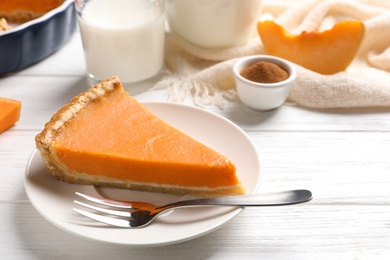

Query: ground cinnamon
[240,61,289,83]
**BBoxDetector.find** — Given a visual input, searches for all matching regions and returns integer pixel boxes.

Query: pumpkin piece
[0,97,21,133]
[257,20,365,75]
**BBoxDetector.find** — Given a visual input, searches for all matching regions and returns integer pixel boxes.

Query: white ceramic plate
[25,102,261,247]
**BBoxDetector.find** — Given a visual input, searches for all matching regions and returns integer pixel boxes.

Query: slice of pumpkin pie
[35,76,245,197]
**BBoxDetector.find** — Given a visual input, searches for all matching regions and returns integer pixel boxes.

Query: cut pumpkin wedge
[0,97,21,133]
[257,20,365,75]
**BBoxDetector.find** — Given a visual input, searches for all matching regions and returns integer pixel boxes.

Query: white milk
[77,0,165,84]
[167,0,262,49]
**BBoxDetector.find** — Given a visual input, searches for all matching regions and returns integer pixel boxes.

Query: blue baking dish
[0,0,76,76]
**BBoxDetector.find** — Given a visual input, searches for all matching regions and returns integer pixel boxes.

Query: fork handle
[158,189,312,210]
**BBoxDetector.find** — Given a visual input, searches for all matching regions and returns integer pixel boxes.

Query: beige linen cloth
[153,0,390,109]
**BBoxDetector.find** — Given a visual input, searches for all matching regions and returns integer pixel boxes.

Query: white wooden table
[1,31,390,260]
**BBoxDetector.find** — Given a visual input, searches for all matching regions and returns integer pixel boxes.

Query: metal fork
[73,189,312,228]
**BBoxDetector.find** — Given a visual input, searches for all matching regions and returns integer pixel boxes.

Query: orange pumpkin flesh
[0,97,21,133]
[257,20,365,74]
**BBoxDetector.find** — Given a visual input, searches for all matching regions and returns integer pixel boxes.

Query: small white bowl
[233,55,296,111]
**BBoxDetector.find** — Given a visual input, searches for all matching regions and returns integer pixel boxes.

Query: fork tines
[73,192,137,228]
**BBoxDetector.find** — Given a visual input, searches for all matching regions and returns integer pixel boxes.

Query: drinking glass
[75,0,166,94]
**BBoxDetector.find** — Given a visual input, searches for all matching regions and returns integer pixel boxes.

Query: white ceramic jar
[167,0,262,49]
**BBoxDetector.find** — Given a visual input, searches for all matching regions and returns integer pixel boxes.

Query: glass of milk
[75,0,166,93]
[167,0,262,49]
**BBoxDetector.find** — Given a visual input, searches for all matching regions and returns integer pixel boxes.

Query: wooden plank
[2,77,390,132]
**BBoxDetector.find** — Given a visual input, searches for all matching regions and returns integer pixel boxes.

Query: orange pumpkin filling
[0,0,64,23]
[36,76,244,196]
